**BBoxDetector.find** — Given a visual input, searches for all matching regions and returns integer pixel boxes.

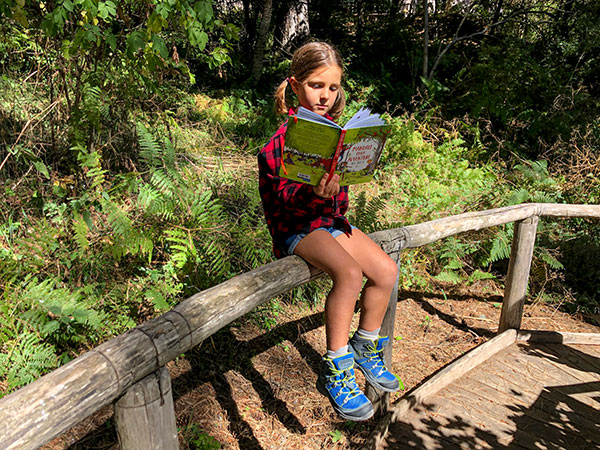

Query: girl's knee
[374,255,398,289]
[332,262,364,296]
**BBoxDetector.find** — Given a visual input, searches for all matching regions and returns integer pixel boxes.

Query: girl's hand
[313,173,340,198]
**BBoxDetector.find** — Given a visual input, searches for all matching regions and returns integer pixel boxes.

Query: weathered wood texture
[365,252,401,413]
[517,330,600,345]
[1,203,600,449]
[365,329,517,450]
[114,366,178,450]
[498,216,539,332]
[371,203,600,256]
[369,340,600,450]
[0,256,323,450]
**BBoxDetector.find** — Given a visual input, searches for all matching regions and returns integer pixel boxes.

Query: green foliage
[2,0,599,400]
[348,191,392,233]
[181,423,221,450]
[0,275,108,394]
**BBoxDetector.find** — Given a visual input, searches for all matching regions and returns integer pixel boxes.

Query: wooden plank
[385,407,492,449]
[538,203,600,218]
[551,343,600,374]
[380,422,463,450]
[507,343,599,385]
[396,396,535,450]
[460,370,600,432]
[478,365,600,420]
[532,344,600,384]
[486,344,594,387]
[399,329,516,403]
[498,216,538,333]
[450,375,600,443]
[474,348,600,412]
[114,367,178,450]
[371,204,538,253]
[365,330,516,450]
[517,330,600,345]
[573,343,600,357]
[436,387,597,450]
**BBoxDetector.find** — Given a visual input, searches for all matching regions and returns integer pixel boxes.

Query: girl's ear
[289,76,299,94]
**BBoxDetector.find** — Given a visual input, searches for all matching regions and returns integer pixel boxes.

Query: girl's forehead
[306,65,342,82]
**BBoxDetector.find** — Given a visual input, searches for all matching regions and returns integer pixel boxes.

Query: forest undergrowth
[1,74,593,402]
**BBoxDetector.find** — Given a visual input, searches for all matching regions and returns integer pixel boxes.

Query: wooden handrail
[1,203,599,449]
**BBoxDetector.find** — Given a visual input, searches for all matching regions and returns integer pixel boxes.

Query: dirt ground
[44,281,600,450]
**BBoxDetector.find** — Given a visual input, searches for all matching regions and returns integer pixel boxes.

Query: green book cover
[281,107,392,186]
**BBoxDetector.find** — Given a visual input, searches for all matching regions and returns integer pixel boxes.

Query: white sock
[327,345,349,359]
[356,327,380,341]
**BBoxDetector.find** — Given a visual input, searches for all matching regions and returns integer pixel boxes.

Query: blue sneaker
[349,334,401,392]
[316,353,374,421]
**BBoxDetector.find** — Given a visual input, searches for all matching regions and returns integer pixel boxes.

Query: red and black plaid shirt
[258,111,352,258]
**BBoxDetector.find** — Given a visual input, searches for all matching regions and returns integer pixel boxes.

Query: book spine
[326,129,346,184]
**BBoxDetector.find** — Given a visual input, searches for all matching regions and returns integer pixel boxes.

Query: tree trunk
[423,0,429,79]
[250,0,273,84]
[279,1,309,51]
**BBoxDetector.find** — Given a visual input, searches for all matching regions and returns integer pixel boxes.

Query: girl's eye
[330,86,338,92]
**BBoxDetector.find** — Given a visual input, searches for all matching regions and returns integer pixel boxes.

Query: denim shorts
[278,225,356,256]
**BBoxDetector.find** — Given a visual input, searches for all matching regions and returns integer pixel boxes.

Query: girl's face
[290,65,342,116]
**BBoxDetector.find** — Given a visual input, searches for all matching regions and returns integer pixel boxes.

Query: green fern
[0,332,57,393]
[72,212,90,254]
[165,228,197,269]
[18,277,106,343]
[349,191,391,233]
[434,270,462,284]
[539,251,564,270]
[485,226,513,265]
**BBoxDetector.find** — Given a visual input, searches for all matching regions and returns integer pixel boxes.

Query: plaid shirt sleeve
[258,117,351,258]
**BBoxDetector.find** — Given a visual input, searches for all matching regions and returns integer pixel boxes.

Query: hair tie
[285,77,290,83]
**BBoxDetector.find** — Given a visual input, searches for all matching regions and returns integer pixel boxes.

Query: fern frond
[486,229,512,264]
[539,252,564,270]
[103,200,133,238]
[137,183,160,209]
[137,123,163,168]
[165,228,195,269]
[72,213,90,254]
[3,332,57,391]
[434,270,462,284]
[151,169,176,195]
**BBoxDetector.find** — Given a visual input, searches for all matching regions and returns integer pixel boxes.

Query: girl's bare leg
[334,228,398,332]
[294,230,364,351]
[294,228,397,351]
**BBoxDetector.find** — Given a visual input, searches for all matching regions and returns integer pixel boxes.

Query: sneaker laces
[327,366,362,402]
[362,342,387,376]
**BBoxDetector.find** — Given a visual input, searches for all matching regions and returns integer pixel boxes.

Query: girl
[258,42,400,421]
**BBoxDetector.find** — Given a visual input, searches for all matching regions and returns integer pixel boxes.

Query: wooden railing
[1,203,599,450]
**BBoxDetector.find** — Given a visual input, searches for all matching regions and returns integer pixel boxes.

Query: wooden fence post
[114,366,178,450]
[365,252,401,414]
[498,216,539,333]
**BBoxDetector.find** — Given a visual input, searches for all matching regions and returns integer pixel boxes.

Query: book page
[281,117,341,185]
[336,125,391,186]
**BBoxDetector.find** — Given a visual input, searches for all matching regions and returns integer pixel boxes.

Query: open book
[281,107,392,186]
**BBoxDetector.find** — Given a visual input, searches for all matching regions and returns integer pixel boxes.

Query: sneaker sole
[354,365,400,393]
[316,379,374,421]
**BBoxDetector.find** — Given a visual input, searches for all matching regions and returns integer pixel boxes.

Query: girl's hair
[275,41,346,119]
